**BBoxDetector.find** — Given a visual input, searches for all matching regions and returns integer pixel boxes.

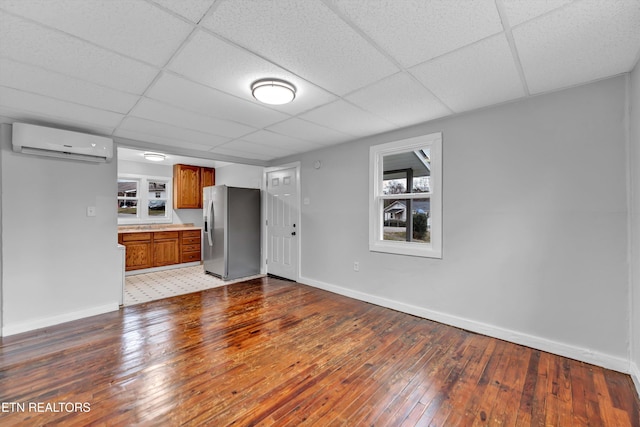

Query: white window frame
[369,132,442,258]
[118,173,173,225]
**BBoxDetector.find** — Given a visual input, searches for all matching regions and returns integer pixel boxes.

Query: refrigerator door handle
[207,199,214,247]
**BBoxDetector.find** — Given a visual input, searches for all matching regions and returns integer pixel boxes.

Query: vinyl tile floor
[124,265,265,306]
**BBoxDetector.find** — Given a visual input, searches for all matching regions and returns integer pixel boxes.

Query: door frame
[262,162,301,281]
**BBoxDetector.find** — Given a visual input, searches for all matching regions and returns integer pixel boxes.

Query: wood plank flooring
[1,276,638,426]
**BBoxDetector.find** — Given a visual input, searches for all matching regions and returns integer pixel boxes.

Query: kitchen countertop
[118,224,201,234]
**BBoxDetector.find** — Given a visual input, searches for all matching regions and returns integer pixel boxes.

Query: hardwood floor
[1,276,638,426]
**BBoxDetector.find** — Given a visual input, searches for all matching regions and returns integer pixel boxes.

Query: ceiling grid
[0,0,638,163]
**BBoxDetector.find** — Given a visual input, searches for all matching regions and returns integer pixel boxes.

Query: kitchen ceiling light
[143,152,166,162]
[251,79,296,105]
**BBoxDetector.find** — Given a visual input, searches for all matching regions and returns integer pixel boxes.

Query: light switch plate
[87,206,96,217]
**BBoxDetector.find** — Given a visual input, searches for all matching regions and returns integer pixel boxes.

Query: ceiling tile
[129,98,257,139]
[0,86,124,129]
[513,0,640,94]
[149,0,215,23]
[118,147,229,168]
[410,34,525,113]
[328,0,504,68]
[241,130,324,153]
[299,100,398,137]
[346,72,452,128]
[209,148,274,162]
[168,29,337,114]
[218,139,295,158]
[210,143,284,161]
[201,0,399,95]
[118,116,230,148]
[0,59,139,114]
[146,73,291,128]
[0,0,193,67]
[501,0,572,26]
[0,11,158,94]
[266,117,352,145]
[115,128,217,152]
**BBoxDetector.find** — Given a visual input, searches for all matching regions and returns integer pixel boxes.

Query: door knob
[291,231,296,236]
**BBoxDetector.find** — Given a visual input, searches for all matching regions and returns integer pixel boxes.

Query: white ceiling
[117,146,230,168]
[1,0,639,165]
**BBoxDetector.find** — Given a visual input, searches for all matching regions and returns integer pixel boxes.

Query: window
[369,132,442,258]
[117,179,139,218]
[118,174,172,224]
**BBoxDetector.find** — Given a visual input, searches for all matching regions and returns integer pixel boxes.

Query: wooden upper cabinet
[201,167,215,189]
[173,164,215,209]
[173,164,201,209]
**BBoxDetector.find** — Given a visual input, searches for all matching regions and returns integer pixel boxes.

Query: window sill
[118,218,173,226]
[369,241,442,259]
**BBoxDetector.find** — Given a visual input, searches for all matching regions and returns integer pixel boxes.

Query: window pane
[148,200,166,217]
[118,179,138,197]
[118,200,138,217]
[382,198,430,243]
[383,177,407,195]
[382,147,431,194]
[148,181,167,198]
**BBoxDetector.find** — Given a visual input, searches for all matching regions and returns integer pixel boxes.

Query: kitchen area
[117,147,265,305]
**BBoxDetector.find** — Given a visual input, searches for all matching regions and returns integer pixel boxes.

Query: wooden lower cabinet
[120,229,201,271]
[180,230,202,263]
[121,233,153,271]
[153,231,180,267]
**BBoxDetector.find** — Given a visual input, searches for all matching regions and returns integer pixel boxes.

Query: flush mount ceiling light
[143,152,166,162]
[251,79,296,105]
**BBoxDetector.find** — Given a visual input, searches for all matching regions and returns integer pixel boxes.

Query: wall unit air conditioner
[12,123,113,163]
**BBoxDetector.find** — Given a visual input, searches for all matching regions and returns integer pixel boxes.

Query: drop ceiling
[1,0,639,165]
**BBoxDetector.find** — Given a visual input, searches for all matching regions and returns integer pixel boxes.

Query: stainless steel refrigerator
[203,185,261,280]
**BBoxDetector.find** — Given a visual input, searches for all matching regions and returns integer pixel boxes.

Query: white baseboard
[125,261,200,276]
[299,276,630,374]
[1,302,119,337]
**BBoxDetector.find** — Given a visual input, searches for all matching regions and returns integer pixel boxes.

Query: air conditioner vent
[12,123,113,163]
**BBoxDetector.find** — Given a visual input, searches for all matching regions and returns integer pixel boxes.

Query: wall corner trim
[631,361,640,401]
[1,302,119,337]
[299,276,631,375]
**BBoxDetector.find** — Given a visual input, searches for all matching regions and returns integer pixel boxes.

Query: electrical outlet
[353,261,359,272]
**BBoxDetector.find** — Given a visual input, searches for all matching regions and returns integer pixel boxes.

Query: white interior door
[266,167,299,281]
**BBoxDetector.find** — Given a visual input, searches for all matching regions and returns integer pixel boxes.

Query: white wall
[116,158,202,225]
[117,159,264,228]
[629,64,640,392]
[118,158,173,177]
[1,123,121,335]
[275,75,631,372]
[215,163,264,190]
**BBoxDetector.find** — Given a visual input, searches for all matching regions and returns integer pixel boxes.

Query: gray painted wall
[0,125,4,334]
[275,75,630,370]
[1,123,121,335]
[630,64,640,387]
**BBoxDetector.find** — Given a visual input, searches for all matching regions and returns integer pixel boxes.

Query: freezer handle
[206,199,214,247]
